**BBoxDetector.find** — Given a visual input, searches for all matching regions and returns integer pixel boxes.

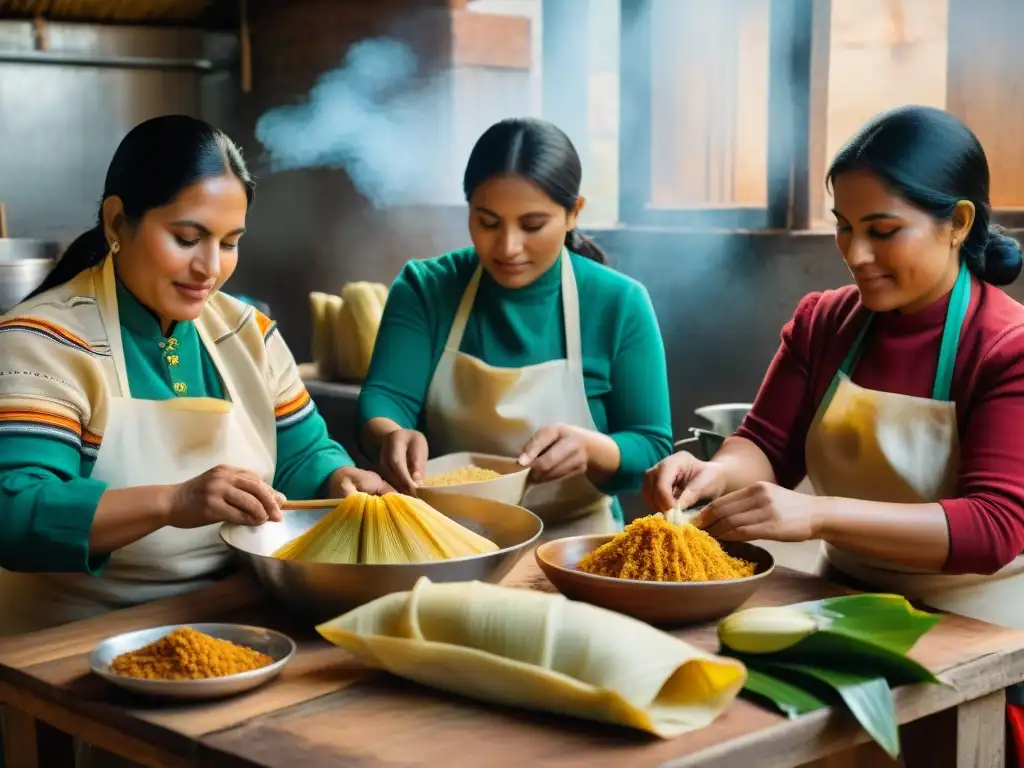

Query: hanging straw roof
[0,0,237,27]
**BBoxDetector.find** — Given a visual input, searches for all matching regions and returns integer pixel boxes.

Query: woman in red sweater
[644,105,1024,628]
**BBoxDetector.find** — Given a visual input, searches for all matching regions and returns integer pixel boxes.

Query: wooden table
[2,555,1024,768]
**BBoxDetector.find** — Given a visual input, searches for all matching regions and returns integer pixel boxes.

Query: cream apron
[424,251,617,539]
[806,262,1024,629]
[0,255,277,636]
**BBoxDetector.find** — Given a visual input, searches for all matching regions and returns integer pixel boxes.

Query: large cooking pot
[0,239,59,313]
[693,403,752,435]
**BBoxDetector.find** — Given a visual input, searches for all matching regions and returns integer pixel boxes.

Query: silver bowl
[220,492,544,623]
[90,622,296,700]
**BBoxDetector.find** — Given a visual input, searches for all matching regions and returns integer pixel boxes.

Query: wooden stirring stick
[282,498,344,511]
[0,202,8,239]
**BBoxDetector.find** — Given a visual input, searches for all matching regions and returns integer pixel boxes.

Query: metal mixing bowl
[0,239,59,312]
[220,492,543,623]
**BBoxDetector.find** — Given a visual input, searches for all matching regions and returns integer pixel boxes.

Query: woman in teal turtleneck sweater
[358,118,673,536]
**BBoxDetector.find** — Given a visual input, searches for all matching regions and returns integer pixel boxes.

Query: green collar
[478,252,563,304]
[115,278,193,342]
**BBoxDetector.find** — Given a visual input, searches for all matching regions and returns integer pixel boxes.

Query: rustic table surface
[2,553,1023,768]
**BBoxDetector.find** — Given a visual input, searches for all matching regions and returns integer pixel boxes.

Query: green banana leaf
[758,661,900,760]
[789,594,941,654]
[720,594,944,759]
[723,594,943,685]
[740,667,827,718]
[771,631,939,686]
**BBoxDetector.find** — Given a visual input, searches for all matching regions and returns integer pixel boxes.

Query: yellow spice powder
[577,514,756,582]
[423,465,503,486]
[109,627,274,681]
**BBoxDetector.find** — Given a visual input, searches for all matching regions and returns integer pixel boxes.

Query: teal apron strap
[813,261,970,418]
[932,262,971,401]
[815,312,875,418]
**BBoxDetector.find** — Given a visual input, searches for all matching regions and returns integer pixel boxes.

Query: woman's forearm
[580,429,621,486]
[711,436,778,494]
[361,417,404,457]
[816,496,950,571]
[89,485,175,553]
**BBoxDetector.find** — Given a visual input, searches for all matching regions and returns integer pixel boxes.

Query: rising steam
[255,38,455,207]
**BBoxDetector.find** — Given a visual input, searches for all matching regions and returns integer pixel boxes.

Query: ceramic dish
[416,452,530,507]
[535,534,775,625]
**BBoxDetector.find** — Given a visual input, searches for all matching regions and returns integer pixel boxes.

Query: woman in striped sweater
[0,115,386,635]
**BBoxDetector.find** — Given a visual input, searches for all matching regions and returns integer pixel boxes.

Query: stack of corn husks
[309,282,389,383]
[273,491,498,565]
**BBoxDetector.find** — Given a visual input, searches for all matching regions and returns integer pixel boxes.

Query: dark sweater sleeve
[734,292,824,489]
[942,328,1024,574]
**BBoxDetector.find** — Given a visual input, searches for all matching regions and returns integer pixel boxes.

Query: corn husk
[273,492,498,565]
[718,594,942,759]
[308,292,333,379]
[316,577,748,738]
[307,281,388,383]
[337,281,387,380]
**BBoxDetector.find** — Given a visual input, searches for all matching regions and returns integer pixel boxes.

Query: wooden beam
[805,0,832,229]
[766,0,815,229]
[618,0,653,225]
[542,0,589,163]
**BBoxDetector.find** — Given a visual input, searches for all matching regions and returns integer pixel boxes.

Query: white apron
[806,262,1024,628]
[424,250,616,539]
[0,255,276,636]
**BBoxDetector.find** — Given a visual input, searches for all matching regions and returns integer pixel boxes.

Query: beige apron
[424,250,616,539]
[0,255,277,636]
[806,262,1024,628]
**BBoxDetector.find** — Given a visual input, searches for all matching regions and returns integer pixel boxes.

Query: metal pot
[673,427,727,461]
[693,403,752,436]
[0,239,60,313]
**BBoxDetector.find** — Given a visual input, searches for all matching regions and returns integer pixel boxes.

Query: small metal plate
[90,622,296,701]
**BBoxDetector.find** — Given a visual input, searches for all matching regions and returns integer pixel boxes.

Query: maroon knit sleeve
[943,324,1024,574]
[734,292,826,489]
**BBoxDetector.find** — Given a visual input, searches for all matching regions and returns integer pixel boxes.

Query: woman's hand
[696,482,820,542]
[519,424,590,484]
[167,465,285,528]
[378,428,429,493]
[642,451,728,512]
[328,466,393,497]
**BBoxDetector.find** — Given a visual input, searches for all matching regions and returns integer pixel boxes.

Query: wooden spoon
[282,498,344,511]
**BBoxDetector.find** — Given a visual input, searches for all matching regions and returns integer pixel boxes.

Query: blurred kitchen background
[1,0,1021,515]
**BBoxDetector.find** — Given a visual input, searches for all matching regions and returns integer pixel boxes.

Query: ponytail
[26,225,109,301]
[972,225,1023,286]
[565,229,609,265]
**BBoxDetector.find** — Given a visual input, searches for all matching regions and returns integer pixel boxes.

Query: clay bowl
[535,534,775,626]
[417,452,530,507]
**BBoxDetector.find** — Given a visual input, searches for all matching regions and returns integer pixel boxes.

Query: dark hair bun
[981,227,1023,286]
